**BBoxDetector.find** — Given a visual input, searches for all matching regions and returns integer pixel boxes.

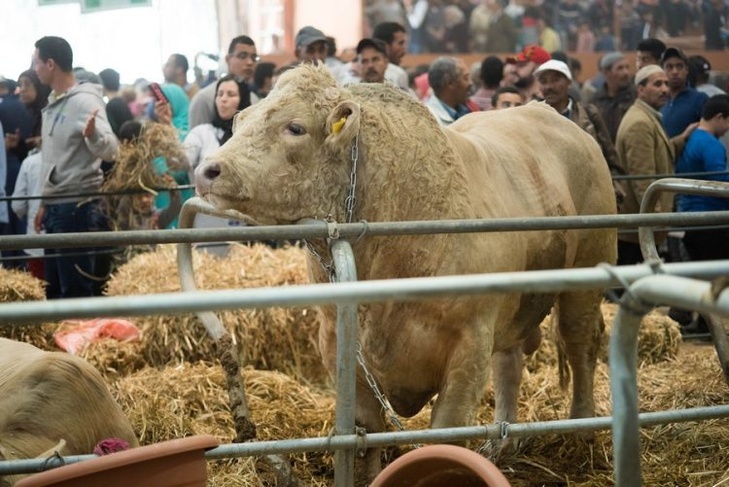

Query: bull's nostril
[204,163,222,180]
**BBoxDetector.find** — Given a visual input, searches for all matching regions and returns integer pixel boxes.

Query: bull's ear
[325,101,360,146]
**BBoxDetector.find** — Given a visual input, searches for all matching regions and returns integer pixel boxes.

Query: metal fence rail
[2,260,729,324]
[1,211,729,251]
[3,404,729,476]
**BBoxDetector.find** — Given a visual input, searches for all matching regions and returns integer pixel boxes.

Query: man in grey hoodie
[33,36,118,299]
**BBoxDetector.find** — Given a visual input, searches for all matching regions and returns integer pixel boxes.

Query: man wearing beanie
[592,51,635,142]
[614,65,696,266]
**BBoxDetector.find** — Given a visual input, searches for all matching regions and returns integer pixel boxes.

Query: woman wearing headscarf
[181,75,251,239]
[182,75,250,174]
[11,70,50,278]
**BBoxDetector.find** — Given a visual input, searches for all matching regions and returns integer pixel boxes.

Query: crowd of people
[1,22,728,338]
[364,0,729,53]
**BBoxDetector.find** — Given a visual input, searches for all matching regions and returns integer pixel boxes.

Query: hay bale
[599,302,682,366]
[77,339,146,379]
[525,301,682,372]
[0,267,45,302]
[112,362,335,486]
[104,244,327,384]
[0,267,57,346]
[102,123,187,232]
[399,345,729,486]
[104,337,728,485]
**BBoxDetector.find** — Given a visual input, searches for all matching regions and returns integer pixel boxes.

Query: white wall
[2,0,219,85]
[294,0,362,51]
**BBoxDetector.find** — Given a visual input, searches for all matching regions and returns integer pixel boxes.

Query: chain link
[345,134,359,224]
[304,239,336,283]
[356,344,419,447]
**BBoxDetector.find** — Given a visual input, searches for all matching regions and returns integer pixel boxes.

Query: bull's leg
[557,290,603,421]
[430,343,491,431]
[490,343,524,455]
[493,344,523,425]
[355,376,387,485]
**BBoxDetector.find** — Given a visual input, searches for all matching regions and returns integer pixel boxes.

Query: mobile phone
[149,82,169,104]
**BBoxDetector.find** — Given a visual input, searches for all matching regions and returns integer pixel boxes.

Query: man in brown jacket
[614,64,696,265]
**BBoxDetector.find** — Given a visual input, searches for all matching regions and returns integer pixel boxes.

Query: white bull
[195,63,617,481]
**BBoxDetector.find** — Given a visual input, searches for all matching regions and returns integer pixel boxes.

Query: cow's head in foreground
[196,63,617,483]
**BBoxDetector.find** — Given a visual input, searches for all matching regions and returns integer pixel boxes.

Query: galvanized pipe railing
[2,261,729,325]
[330,240,359,487]
[3,404,729,476]
[611,275,729,487]
[2,210,729,251]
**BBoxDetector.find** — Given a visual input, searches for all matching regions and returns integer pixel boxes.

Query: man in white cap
[535,60,624,205]
[614,64,697,266]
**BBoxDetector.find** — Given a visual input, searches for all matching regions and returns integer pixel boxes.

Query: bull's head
[195,64,361,225]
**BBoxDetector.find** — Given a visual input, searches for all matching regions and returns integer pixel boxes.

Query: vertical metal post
[609,294,646,487]
[330,239,358,487]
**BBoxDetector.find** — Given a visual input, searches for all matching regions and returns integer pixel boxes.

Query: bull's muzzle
[194,161,221,196]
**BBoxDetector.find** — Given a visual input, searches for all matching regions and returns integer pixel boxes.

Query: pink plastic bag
[54,318,140,354]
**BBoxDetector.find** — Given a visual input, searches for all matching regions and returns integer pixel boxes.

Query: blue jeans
[43,200,106,299]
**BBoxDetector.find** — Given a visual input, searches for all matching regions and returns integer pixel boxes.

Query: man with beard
[592,51,635,143]
[356,38,389,84]
[535,60,625,205]
[372,22,411,91]
[614,65,696,266]
[504,44,552,101]
[660,47,709,139]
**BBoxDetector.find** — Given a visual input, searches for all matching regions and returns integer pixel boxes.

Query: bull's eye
[286,122,306,136]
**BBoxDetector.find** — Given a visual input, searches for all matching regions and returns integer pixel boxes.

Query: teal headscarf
[160,83,189,140]
[154,84,192,228]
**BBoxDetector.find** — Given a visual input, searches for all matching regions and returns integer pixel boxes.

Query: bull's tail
[553,301,571,391]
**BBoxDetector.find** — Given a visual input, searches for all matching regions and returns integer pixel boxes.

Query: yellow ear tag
[332,117,347,134]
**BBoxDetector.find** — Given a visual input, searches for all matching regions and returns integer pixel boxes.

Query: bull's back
[451,103,614,216]
[445,103,616,269]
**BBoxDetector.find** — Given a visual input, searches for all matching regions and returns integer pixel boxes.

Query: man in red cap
[505,44,551,101]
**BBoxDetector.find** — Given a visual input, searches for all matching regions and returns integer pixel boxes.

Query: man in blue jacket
[660,47,709,139]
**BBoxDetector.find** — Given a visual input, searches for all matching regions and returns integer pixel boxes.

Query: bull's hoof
[476,437,521,463]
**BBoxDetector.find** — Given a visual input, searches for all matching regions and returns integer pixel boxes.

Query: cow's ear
[325,101,360,146]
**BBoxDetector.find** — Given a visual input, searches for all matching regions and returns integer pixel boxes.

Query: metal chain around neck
[308,133,417,441]
[304,239,336,282]
[356,344,419,446]
[344,134,359,224]
[304,134,360,281]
